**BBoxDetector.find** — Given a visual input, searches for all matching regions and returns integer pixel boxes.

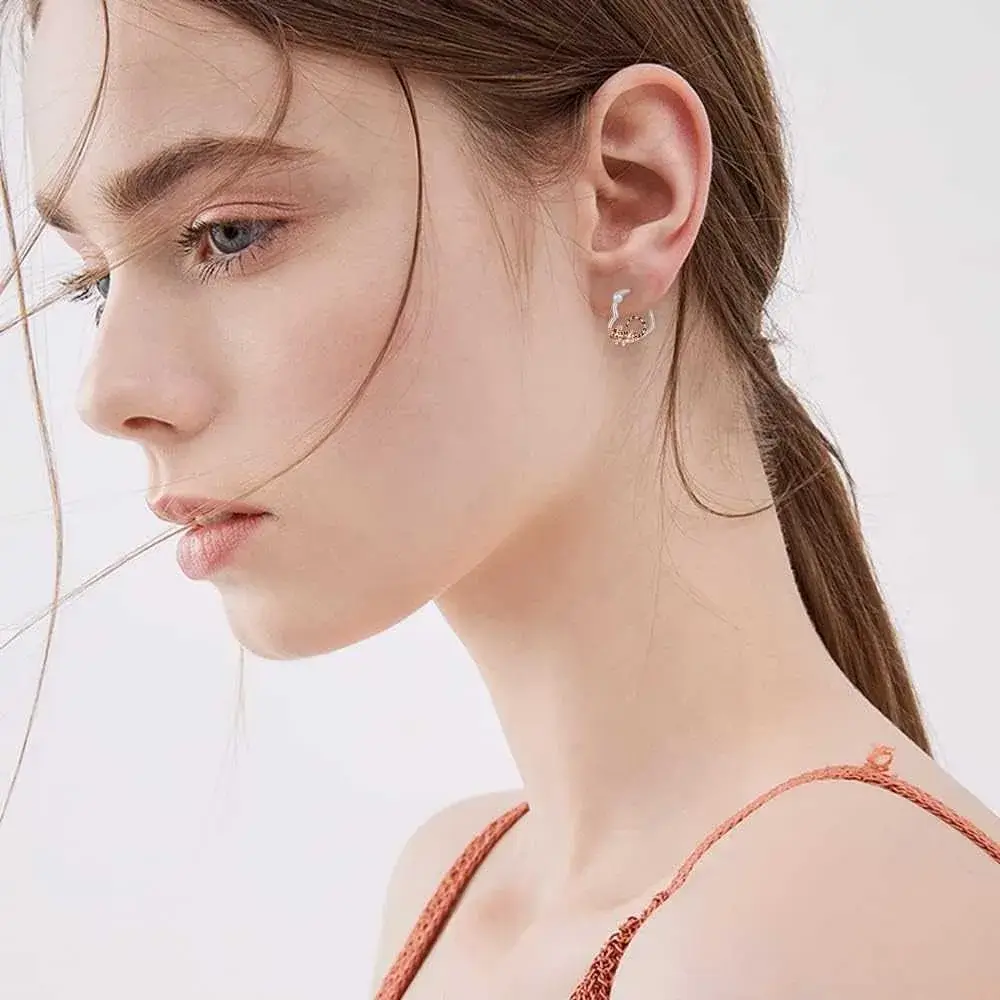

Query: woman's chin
[213,589,341,661]
[213,581,422,661]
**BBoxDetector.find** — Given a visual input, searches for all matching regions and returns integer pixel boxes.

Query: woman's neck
[435,360,872,906]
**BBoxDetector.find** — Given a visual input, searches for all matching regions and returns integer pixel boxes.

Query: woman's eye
[61,216,287,316]
[206,220,270,256]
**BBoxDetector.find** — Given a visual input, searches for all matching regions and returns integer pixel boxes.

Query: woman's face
[24,0,614,659]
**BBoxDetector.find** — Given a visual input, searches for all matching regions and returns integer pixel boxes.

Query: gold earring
[608,288,656,346]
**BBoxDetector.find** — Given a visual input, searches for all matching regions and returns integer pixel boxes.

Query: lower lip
[176,514,270,580]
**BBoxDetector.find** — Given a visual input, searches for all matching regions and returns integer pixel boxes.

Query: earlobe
[575,63,713,323]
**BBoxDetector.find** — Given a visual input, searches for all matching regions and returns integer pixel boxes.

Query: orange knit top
[374,745,1000,999]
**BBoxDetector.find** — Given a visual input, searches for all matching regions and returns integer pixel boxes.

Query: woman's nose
[74,287,218,445]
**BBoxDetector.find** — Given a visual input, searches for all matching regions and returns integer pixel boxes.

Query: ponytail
[763,380,932,753]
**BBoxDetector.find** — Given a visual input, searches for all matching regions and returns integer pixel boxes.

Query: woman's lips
[176,513,271,580]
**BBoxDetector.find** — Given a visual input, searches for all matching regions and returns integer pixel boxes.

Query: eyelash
[58,217,289,321]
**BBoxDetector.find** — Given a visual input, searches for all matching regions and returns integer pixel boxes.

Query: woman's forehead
[22,1,399,235]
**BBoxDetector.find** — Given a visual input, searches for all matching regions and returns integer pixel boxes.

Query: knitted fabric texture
[374,745,1000,1000]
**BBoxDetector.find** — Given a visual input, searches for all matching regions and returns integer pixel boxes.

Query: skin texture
[24,2,1000,996]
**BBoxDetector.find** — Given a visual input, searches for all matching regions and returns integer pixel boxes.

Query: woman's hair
[0,0,932,812]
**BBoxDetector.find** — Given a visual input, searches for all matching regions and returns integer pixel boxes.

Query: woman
[4,0,999,997]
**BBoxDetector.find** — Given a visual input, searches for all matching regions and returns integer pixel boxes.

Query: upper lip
[148,495,271,527]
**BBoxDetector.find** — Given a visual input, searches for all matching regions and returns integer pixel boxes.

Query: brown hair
[0,0,931,819]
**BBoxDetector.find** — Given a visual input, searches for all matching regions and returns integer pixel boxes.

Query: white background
[1,2,998,997]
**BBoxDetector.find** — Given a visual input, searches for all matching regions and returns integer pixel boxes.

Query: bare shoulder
[615,751,1000,1000]
[368,787,525,994]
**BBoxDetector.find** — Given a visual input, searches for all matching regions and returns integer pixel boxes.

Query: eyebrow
[34,135,322,235]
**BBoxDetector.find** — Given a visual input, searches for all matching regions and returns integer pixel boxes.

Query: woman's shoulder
[613,744,1000,1000]
[368,788,525,993]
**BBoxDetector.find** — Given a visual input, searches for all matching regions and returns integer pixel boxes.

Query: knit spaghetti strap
[374,797,529,1000]
[373,745,1000,1000]
[569,744,1000,999]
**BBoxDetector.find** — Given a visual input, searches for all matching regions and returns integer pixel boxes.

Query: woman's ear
[572,62,714,322]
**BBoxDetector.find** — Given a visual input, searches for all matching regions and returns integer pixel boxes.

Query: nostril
[122,416,162,432]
